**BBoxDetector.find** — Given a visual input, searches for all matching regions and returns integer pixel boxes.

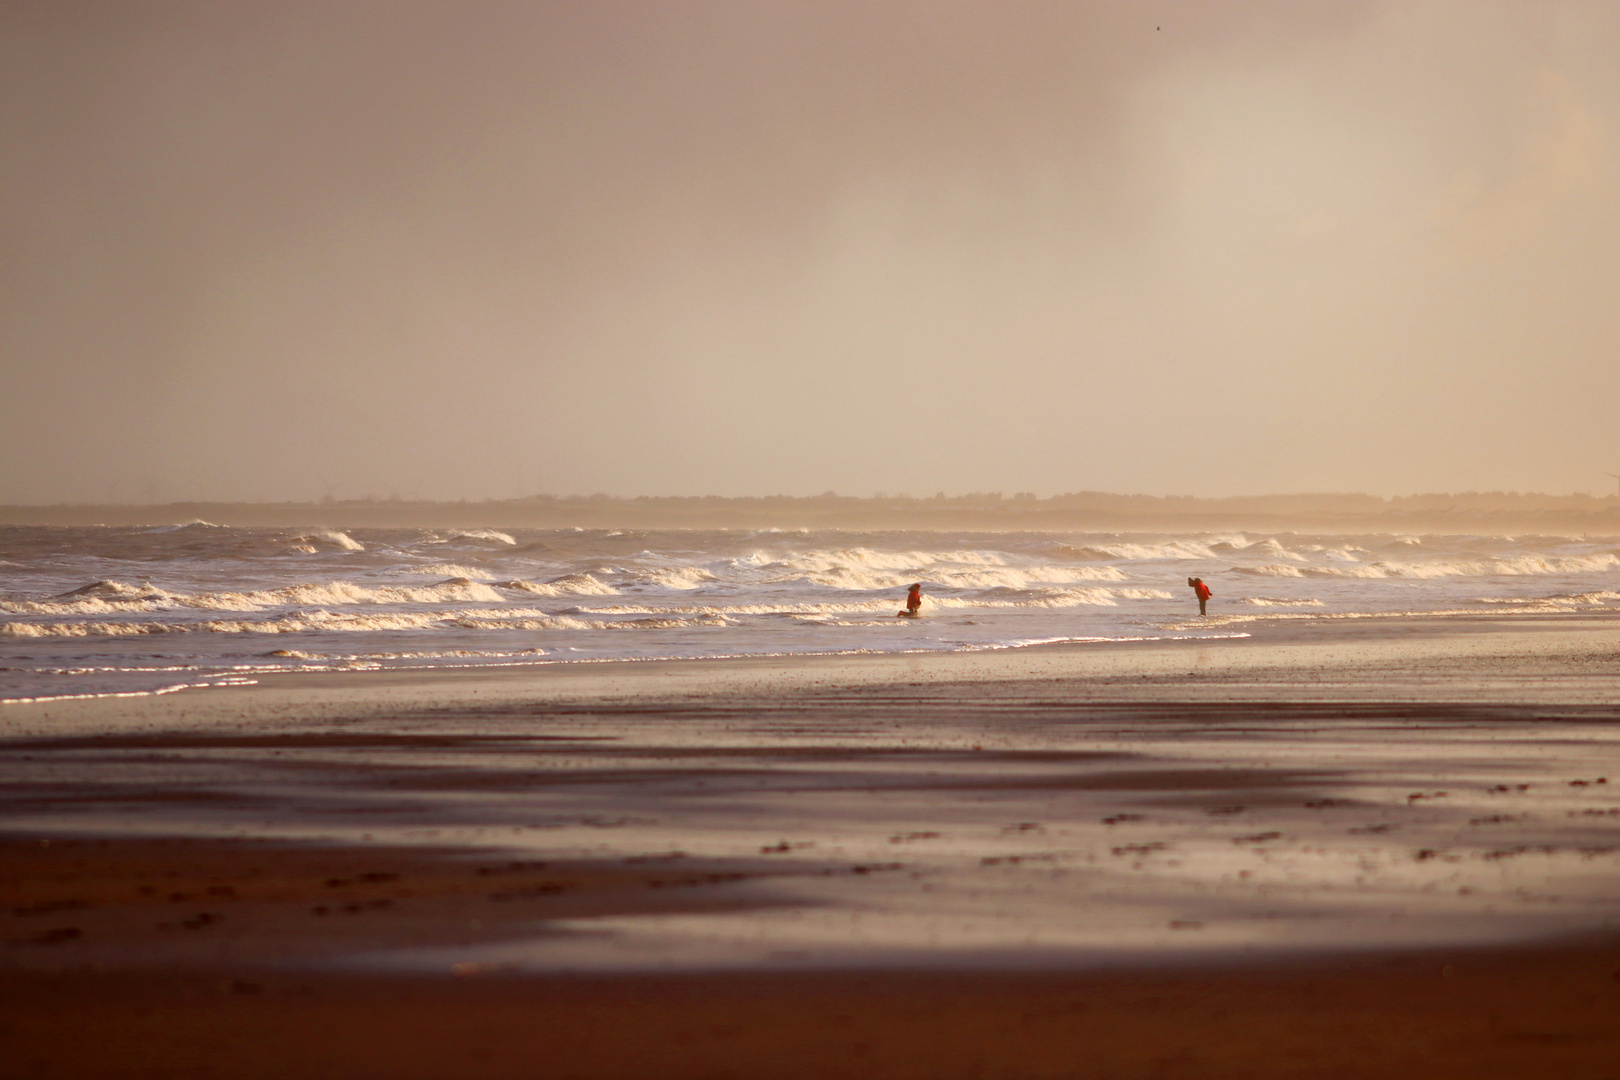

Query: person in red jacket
[900,583,923,617]
[1188,576,1211,616]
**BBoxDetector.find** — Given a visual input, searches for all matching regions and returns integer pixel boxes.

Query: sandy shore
[3,837,1619,1078]
[5,922,1618,1078]
[4,614,1620,1075]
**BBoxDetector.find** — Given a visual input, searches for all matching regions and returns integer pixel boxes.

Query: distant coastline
[3,491,1618,533]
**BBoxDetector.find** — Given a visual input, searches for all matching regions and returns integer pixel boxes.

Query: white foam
[1,681,215,704]
[143,520,222,533]
[1476,590,1620,608]
[2,577,513,617]
[1232,564,1306,578]
[635,566,721,590]
[1234,552,1620,580]
[1057,539,1226,562]
[9,526,1620,698]
[499,573,619,597]
[403,564,491,580]
[291,530,364,551]
[930,587,1173,609]
[1243,597,1327,607]
[450,530,517,545]
[763,555,1129,592]
[577,600,896,617]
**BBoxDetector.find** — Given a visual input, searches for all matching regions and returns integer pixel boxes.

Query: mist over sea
[1,524,1616,703]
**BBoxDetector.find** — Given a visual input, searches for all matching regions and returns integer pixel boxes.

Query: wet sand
[6,937,1619,1078]
[4,615,1620,1075]
[3,835,1619,1079]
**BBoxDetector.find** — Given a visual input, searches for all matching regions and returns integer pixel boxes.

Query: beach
[9,0,1620,1071]
[4,614,1620,1076]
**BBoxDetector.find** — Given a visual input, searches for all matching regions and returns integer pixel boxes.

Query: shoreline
[5,612,1619,1075]
[6,609,1620,733]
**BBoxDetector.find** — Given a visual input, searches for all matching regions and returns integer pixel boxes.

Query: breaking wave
[1234,552,1620,579]
[6,524,1619,699]
[447,530,516,545]
[292,530,365,551]
[144,520,223,533]
[1,577,512,616]
[500,573,619,597]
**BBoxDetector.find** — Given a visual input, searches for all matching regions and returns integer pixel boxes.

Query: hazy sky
[3,1,1617,503]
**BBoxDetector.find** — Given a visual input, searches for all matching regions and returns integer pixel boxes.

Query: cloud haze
[3,0,1617,502]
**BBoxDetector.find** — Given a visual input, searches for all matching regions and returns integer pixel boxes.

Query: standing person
[1188,577,1211,616]
[901,582,923,617]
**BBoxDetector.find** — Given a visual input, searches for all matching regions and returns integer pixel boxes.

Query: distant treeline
[3,490,1618,533]
[493,490,1617,513]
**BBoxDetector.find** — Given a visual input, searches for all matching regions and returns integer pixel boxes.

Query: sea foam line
[0,632,1243,704]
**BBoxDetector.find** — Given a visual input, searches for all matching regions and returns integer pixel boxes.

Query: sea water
[2,523,1617,702]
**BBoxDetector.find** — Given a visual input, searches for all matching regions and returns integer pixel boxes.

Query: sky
[2,0,1617,503]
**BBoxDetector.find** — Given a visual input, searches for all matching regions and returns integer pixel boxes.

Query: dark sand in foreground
[4,616,1620,1076]
[1,835,1618,1078]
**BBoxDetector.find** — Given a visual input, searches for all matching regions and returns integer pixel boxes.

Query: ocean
[2,523,1617,703]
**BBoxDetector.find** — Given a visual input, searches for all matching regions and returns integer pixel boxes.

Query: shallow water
[2,523,1618,701]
